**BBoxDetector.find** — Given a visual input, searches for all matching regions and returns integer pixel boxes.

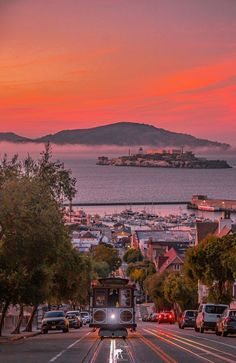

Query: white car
[195,304,228,333]
[80,311,91,325]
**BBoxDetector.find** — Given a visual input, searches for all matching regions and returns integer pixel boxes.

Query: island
[97,148,231,169]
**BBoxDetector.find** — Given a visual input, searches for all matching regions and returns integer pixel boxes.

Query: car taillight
[169,314,172,319]
[158,314,162,319]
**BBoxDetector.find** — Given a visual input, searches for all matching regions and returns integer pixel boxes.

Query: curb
[0,331,41,343]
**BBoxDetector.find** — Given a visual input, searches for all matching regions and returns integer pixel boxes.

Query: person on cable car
[108,289,119,307]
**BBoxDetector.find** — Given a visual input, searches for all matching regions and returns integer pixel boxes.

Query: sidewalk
[0,328,41,343]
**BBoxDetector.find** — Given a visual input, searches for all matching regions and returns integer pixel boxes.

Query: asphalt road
[1,322,236,363]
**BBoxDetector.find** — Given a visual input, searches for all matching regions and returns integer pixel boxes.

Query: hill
[0,132,31,143]
[36,122,230,149]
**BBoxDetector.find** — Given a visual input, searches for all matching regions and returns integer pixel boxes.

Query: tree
[163,272,198,314]
[185,234,236,304]
[126,260,155,292]
[91,244,122,273]
[52,246,91,309]
[0,146,79,334]
[92,261,110,279]
[0,177,69,334]
[0,143,77,203]
[144,272,171,311]
[123,248,143,264]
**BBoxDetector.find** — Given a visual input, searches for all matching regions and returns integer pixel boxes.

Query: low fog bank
[0,142,235,161]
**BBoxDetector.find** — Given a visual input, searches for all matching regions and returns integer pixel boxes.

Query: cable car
[89,277,137,338]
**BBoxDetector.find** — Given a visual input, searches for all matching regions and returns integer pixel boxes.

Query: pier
[63,201,189,207]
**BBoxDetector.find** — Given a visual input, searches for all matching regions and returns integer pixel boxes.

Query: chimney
[218,210,232,233]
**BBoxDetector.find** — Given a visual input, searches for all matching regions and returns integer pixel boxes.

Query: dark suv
[41,311,69,334]
[179,310,197,329]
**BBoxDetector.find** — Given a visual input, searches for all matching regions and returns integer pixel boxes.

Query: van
[195,304,229,333]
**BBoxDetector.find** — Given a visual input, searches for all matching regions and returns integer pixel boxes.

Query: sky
[0,0,236,144]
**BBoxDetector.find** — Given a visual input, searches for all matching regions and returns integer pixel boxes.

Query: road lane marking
[109,339,116,363]
[49,332,91,362]
[148,328,236,359]
[143,329,214,363]
[136,332,177,363]
[151,324,236,350]
[144,329,236,363]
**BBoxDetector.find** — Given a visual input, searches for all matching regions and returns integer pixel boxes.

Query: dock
[188,195,236,212]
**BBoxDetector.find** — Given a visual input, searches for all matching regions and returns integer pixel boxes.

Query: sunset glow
[0,0,236,144]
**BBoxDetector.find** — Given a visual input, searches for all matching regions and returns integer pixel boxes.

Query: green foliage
[92,261,110,279]
[163,272,198,310]
[0,143,76,203]
[185,234,236,304]
[91,244,122,273]
[144,272,171,311]
[126,260,155,291]
[123,248,143,264]
[0,147,91,334]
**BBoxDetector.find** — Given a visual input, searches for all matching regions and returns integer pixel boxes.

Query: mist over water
[1,142,236,204]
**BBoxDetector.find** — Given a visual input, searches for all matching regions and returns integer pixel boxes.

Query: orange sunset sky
[0,0,236,144]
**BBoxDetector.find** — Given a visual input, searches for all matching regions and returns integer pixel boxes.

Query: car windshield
[81,312,89,317]
[44,311,64,318]
[229,310,236,317]
[185,311,196,317]
[205,306,227,314]
[67,311,79,316]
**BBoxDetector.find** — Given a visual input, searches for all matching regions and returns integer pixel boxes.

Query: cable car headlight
[111,313,116,320]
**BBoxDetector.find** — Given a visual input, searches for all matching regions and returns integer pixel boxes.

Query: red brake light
[169,314,172,318]
[158,314,161,319]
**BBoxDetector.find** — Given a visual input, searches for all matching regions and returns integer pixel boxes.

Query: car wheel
[42,330,48,334]
[200,326,204,334]
[222,330,228,337]
[195,325,200,332]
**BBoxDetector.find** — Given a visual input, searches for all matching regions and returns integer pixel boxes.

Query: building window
[173,264,180,271]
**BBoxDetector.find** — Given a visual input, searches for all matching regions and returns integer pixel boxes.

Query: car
[195,304,229,333]
[142,314,149,322]
[215,309,236,337]
[157,311,175,324]
[80,311,91,325]
[179,310,197,329]
[66,311,83,327]
[151,313,158,322]
[66,312,82,329]
[41,310,69,334]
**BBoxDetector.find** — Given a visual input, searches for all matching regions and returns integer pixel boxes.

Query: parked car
[66,312,82,329]
[179,310,197,329]
[150,313,158,322]
[41,310,69,334]
[66,311,83,327]
[80,311,91,325]
[157,311,175,324]
[142,314,149,322]
[147,313,154,322]
[215,309,236,337]
[195,304,229,333]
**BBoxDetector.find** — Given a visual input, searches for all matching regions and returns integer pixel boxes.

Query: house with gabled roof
[156,248,184,274]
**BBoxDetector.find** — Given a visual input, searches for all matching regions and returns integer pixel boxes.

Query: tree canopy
[185,234,236,304]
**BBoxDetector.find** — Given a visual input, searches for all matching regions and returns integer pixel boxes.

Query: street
[1,322,236,363]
